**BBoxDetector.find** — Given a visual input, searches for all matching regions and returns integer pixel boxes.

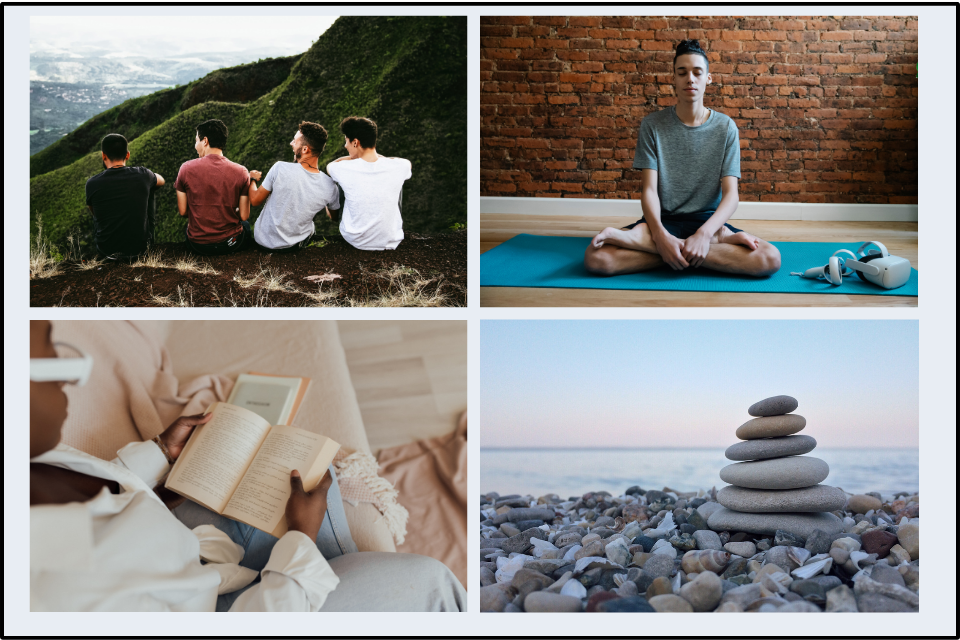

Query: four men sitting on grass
[87,115,412,259]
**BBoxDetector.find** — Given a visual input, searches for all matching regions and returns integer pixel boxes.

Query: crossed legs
[583,222,781,277]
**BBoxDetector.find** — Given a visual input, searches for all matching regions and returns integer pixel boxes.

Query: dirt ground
[30,231,466,307]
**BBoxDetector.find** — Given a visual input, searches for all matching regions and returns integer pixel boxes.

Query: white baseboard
[480,197,918,222]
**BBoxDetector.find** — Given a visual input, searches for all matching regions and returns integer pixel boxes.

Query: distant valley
[29,48,298,154]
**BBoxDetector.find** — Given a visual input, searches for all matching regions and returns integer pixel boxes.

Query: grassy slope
[30,16,466,250]
[30,55,301,179]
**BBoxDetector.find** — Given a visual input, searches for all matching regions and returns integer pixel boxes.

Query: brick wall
[480,16,918,204]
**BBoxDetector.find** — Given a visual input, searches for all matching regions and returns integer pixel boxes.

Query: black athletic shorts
[623,212,742,239]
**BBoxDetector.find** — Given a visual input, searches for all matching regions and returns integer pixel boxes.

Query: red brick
[591,171,621,181]
[773,19,805,31]
[641,40,675,51]
[569,17,602,27]
[740,19,772,30]
[821,30,854,41]
[494,17,533,26]
[853,30,887,41]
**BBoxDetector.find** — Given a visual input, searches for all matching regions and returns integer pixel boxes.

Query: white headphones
[792,241,911,290]
[791,249,858,285]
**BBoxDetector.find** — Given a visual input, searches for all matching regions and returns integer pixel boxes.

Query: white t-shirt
[327,155,411,251]
[253,162,340,249]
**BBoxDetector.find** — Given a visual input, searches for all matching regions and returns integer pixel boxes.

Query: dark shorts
[185,220,251,256]
[624,212,742,239]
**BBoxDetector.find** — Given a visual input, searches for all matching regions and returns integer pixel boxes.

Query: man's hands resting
[285,469,333,540]
[680,229,712,269]
[650,228,690,271]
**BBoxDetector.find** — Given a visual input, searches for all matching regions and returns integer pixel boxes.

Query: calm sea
[480,448,919,498]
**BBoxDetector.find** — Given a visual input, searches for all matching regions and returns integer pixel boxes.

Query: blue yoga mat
[480,234,918,296]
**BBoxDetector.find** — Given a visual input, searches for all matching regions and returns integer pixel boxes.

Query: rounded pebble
[748,395,799,417]
[719,456,829,490]
[735,414,806,440]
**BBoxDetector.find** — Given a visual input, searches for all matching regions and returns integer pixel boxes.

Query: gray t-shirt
[253,162,340,249]
[632,106,741,215]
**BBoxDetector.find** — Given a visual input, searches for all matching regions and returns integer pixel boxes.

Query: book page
[165,402,272,513]
[222,425,338,534]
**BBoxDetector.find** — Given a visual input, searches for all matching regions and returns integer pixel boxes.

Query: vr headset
[791,241,911,290]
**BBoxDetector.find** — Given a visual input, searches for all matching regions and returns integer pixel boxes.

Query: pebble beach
[480,486,919,613]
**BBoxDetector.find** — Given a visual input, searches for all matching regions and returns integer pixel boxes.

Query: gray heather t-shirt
[253,162,340,249]
[632,106,741,215]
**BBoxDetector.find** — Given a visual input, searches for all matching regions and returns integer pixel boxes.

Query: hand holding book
[286,469,333,540]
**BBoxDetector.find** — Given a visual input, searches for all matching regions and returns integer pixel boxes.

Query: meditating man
[85,133,164,260]
[327,116,411,251]
[29,320,465,612]
[174,119,251,255]
[247,121,341,251]
[584,39,781,277]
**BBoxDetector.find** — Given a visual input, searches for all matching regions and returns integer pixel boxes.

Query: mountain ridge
[30,15,466,248]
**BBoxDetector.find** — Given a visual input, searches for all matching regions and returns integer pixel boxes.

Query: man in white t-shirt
[247,121,341,251]
[326,117,411,251]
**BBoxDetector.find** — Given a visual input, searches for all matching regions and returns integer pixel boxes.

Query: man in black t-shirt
[85,134,165,259]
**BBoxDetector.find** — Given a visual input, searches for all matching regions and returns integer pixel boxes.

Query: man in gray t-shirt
[584,40,781,277]
[247,121,340,251]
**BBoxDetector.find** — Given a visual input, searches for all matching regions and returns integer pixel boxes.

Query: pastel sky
[31,15,337,57]
[480,320,919,449]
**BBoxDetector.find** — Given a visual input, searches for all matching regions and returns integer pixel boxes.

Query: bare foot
[592,227,625,248]
[718,227,760,251]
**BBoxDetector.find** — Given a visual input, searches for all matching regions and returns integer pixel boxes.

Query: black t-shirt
[85,166,157,257]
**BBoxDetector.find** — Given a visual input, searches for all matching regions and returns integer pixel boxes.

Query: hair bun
[678,38,703,51]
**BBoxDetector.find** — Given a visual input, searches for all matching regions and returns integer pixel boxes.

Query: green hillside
[30,55,301,179]
[30,16,467,250]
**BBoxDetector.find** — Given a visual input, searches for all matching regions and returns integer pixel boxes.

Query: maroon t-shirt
[174,154,250,243]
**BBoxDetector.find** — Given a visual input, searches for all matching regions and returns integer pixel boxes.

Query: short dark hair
[196,119,228,150]
[298,121,328,155]
[674,39,709,72]
[340,116,377,149]
[101,133,128,161]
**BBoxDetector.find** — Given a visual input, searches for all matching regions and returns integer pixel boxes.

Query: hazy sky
[31,15,337,57]
[480,320,919,449]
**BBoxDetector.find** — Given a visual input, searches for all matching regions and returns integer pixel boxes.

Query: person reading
[28,320,466,612]
[174,119,251,256]
[327,116,411,251]
[84,133,164,260]
[584,40,781,277]
[247,122,341,251]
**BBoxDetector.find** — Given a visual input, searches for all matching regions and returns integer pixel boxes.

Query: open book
[165,402,340,537]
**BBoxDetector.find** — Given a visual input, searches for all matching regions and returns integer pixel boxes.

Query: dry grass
[233,265,300,293]
[349,265,450,307]
[149,284,194,307]
[173,255,220,275]
[29,216,62,280]
[300,285,341,306]
[131,249,171,270]
[76,256,107,271]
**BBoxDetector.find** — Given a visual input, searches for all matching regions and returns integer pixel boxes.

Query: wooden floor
[481,215,918,307]
[337,321,466,455]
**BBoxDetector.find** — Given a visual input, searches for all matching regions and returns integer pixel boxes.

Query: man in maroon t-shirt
[174,119,251,255]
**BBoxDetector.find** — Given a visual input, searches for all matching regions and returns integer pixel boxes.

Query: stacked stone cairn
[479,394,920,612]
[708,395,846,540]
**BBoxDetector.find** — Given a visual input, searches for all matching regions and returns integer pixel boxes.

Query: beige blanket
[56,321,232,460]
[377,412,467,588]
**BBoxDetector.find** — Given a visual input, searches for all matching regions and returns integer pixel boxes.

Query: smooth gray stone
[724,435,817,461]
[717,484,846,512]
[707,507,843,539]
[719,456,829,490]
[693,529,724,550]
[748,395,799,417]
[491,507,557,525]
[735,414,806,440]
